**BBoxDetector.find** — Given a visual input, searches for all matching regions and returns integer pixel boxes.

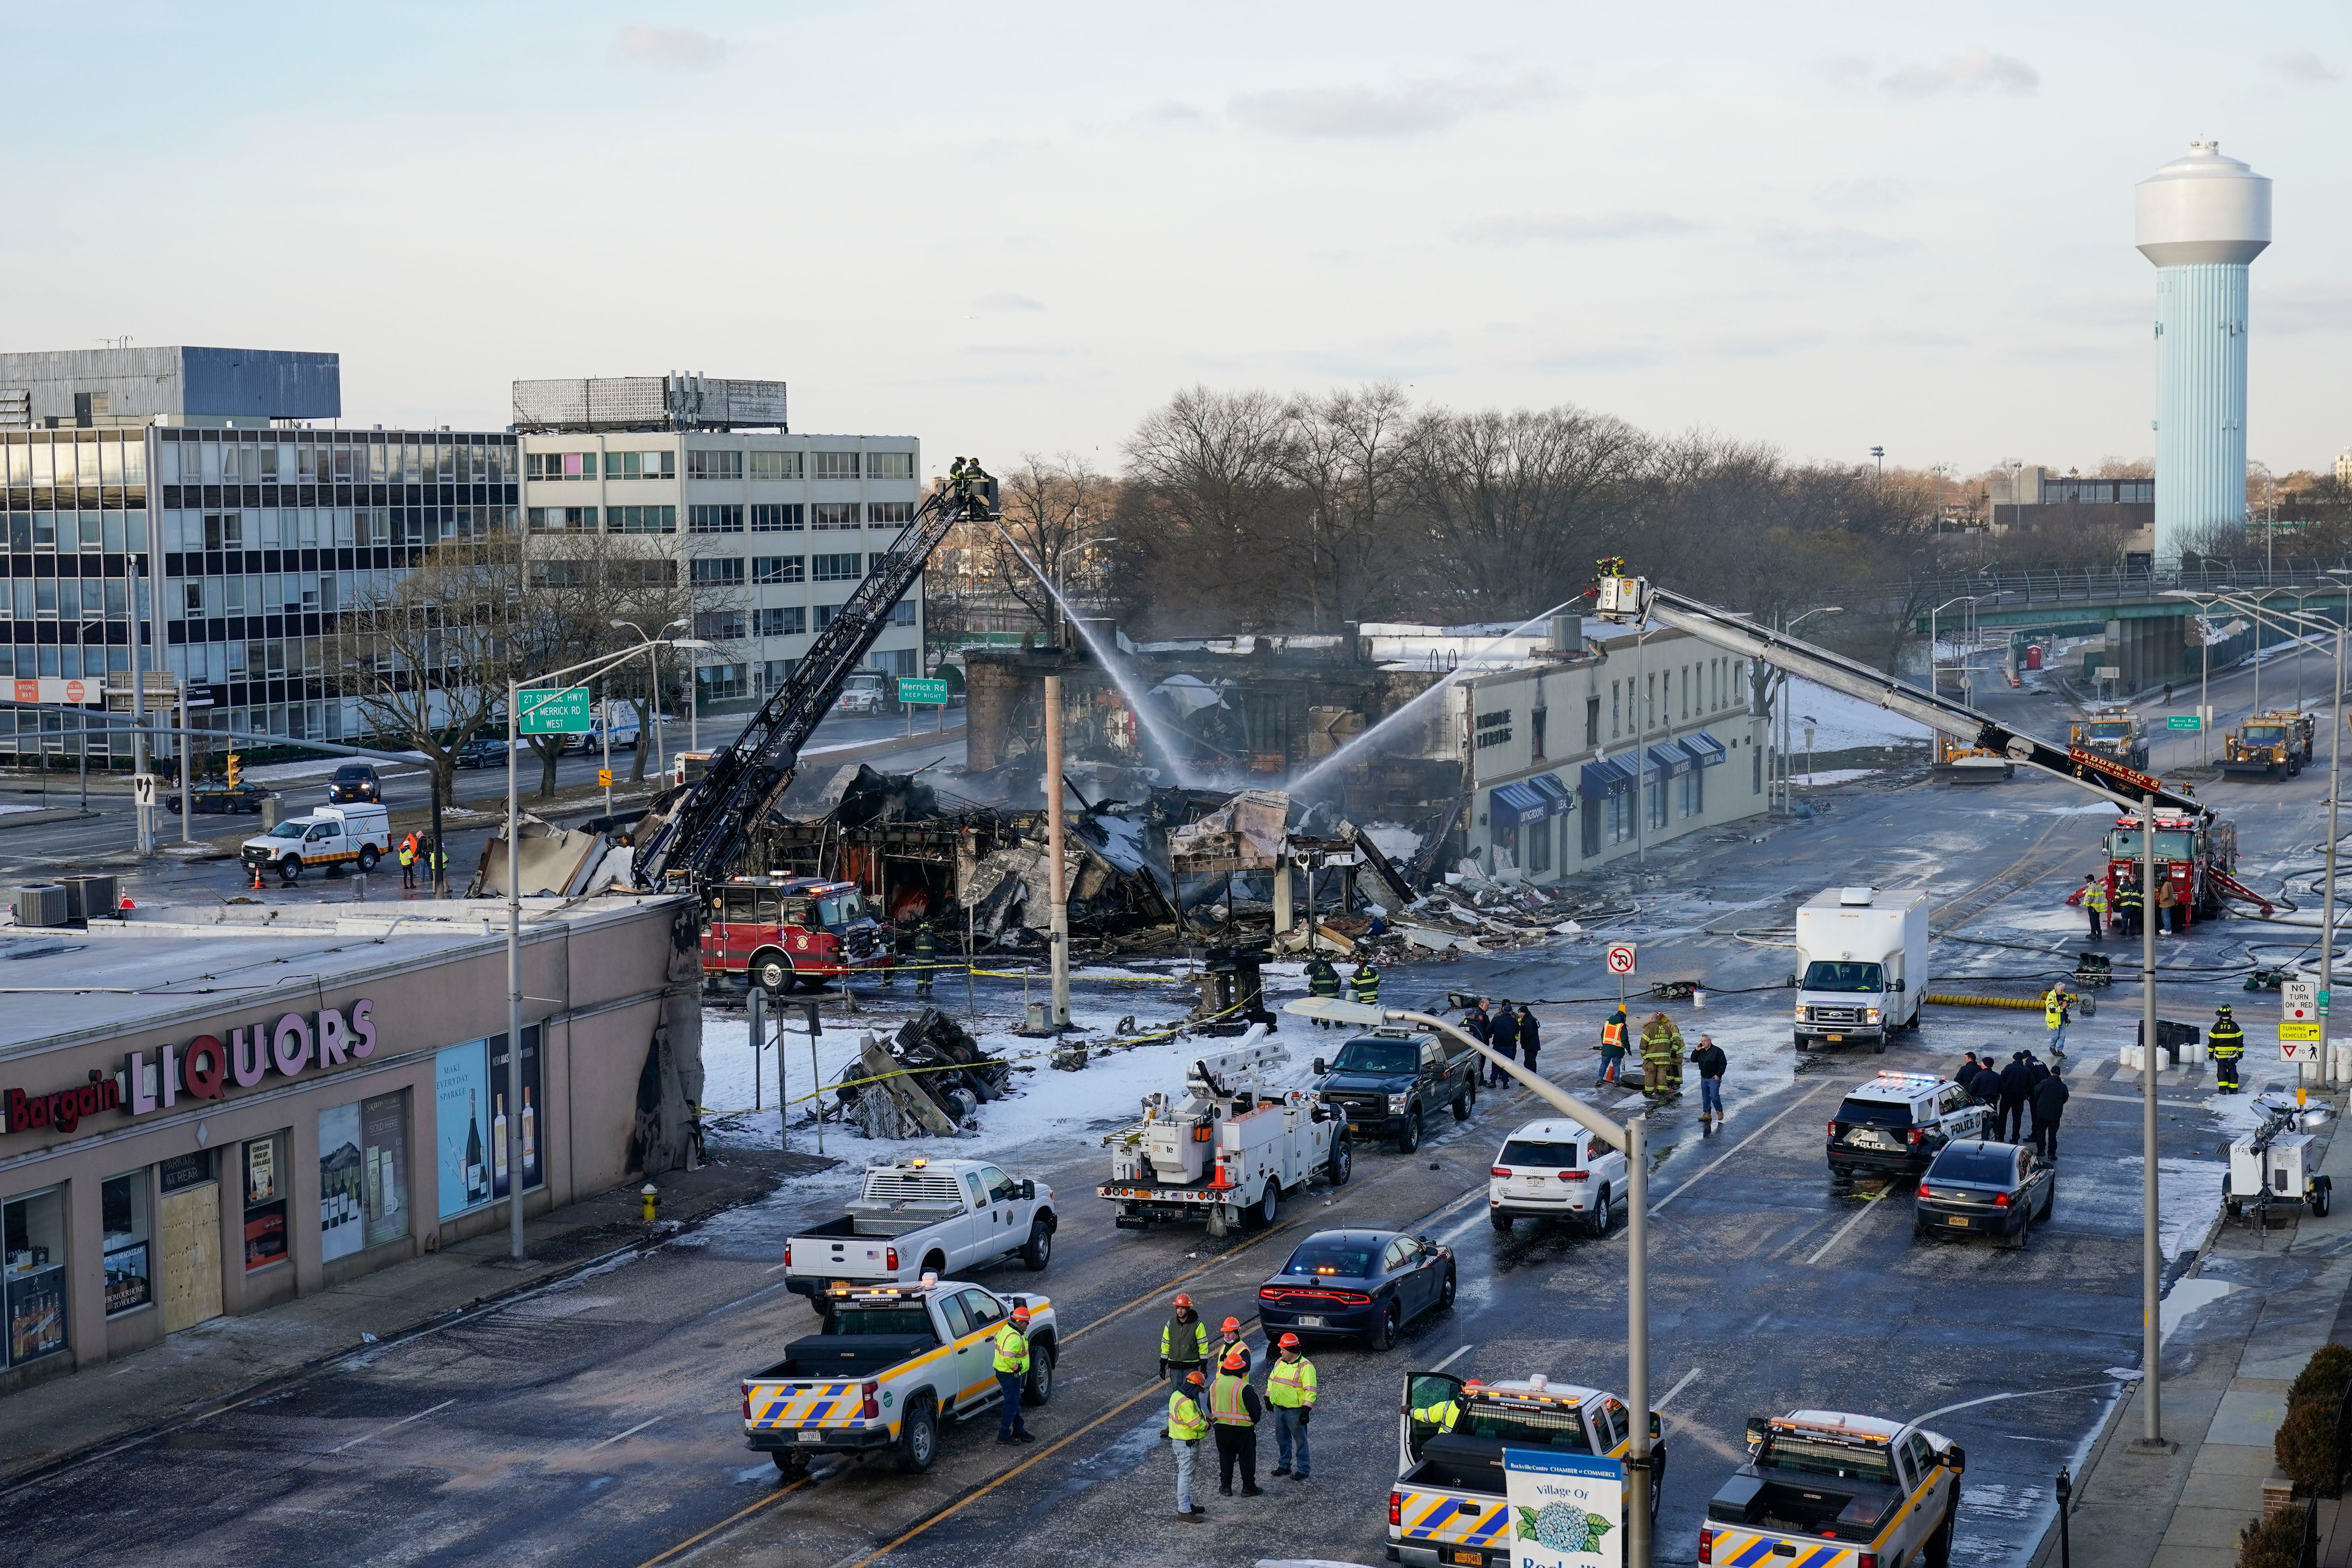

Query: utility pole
[2134,789,2165,1452]
[1044,674,1070,1030]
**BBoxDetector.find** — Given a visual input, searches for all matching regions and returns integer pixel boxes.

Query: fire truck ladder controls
[634,471,997,893]
[1590,575,2213,821]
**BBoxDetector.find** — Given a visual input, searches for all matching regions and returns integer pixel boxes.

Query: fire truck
[703,874,895,993]
[2100,807,2271,929]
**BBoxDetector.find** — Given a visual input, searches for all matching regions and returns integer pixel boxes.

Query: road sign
[897,678,950,706]
[131,773,157,808]
[7,678,100,706]
[2167,715,2202,731]
[597,768,612,788]
[518,686,594,734]
[1605,943,1638,976]
[2282,1039,2325,1062]
[2279,1020,2324,1042]
[2096,666,2121,681]
[2284,981,2319,1021]
[1504,1448,1623,1568]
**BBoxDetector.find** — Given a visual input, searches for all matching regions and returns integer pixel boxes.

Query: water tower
[2136,140,2271,565]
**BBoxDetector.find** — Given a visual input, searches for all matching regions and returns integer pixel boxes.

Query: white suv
[1488,1118,1628,1237]
[1827,1070,1989,1186]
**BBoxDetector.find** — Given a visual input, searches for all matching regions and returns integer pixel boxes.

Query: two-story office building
[513,376,924,713]
[1459,620,1769,882]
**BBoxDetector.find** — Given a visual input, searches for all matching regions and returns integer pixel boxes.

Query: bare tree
[1115,387,1298,633]
[1280,383,1414,629]
[528,528,721,789]
[988,455,1115,639]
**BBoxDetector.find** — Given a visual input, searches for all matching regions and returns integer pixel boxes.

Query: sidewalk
[2037,1094,2352,1568]
[0,1148,827,1488]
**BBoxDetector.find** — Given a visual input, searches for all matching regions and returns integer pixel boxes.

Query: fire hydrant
[641,1183,658,1223]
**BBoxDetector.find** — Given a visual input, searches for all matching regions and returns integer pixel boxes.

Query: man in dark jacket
[1997,1053,2034,1143]
[1462,1000,1492,1050]
[1487,1001,1521,1088]
[1515,1004,1541,1078]
[2032,1065,2070,1160]
[1954,1052,1983,1095]
[2025,1053,2051,1088]
[1691,1034,1728,1124]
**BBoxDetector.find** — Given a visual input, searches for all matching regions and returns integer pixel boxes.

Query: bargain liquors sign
[2,1000,379,1136]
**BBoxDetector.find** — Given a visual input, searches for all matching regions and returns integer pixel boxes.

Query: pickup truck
[1389,1370,1662,1568]
[1313,1028,1480,1153]
[239,803,391,884]
[1699,1410,1964,1568]
[742,1278,1057,1475]
[783,1157,1056,1306]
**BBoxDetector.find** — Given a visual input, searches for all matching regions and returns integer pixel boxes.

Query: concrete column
[1273,859,1295,933]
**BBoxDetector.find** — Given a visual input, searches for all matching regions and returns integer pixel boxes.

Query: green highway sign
[897,678,950,706]
[2166,715,2202,731]
[519,686,594,734]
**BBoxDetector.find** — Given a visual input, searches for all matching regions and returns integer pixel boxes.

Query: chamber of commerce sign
[2,999,380,1136]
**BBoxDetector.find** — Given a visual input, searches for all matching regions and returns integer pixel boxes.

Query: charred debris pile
[831,1008,1014,1139]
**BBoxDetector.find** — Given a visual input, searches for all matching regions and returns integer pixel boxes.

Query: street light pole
[2138,787,2162,1449]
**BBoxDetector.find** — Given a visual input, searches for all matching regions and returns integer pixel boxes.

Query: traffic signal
[224,752,241,789]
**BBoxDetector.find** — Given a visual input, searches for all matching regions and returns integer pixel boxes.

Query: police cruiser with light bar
[1827,1072,1986,1184]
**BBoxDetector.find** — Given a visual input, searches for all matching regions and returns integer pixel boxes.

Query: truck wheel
[1452,1086,1473,1121]
[921,1251,946,1279]
[1243,1181,1280,1230]
[357,846,380,872]
[1021,1217,1052,1271]
[750,950,793,995]
[1326,1135,1352,1187]
[1925,1503,1956,1568]
[771,1449,809,1479]
[1872,1036,1886,1055]
[279,855,302,885]
[896,1395,938,1473]
[1022,1341,1055,1406]
[1396,1108,1421,1154]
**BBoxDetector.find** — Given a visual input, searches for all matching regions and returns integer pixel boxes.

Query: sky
[8,2,2349,480]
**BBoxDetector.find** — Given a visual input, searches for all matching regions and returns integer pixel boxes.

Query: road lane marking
[632,1473,814,1568]
[1909,1378,2135,1426]
[326,1397,455,1455]
[1653,1366,1701,1413]
[2078,1092,2206,1110]
[1804,1192,1889,1266]
[587,1416,662,1452]
[1653,1080,1837,1214]
[1429,1343,1475,1374]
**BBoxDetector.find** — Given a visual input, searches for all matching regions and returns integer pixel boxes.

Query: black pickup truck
[1309,1028,1480,1153]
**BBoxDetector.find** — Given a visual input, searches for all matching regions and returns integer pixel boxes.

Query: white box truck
[1792,887,1930,1053]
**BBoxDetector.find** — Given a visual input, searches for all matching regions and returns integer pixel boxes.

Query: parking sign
[1605,944,1637,976]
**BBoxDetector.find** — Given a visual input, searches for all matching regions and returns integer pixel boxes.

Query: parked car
[165,781,270,815]
[1487,1117,1628,1236]
[326,762,381,802]
[1255,1228,1455,1351]
[454,736,509,769]
[1914,1139,2055,1249]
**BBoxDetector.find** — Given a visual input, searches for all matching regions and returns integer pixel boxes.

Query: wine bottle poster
[489,1027,544,1200]
[434,1040,491,1220]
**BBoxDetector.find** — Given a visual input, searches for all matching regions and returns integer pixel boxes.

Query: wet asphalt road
[2,651,2340,1568]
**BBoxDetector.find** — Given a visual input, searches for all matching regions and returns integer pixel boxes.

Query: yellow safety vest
[1210,1372,1256,1426]
[1162,1315,1210,1362]
[1266,1355,1318,1409]
[1168,1389,1209,1441]
[2045,995,2067,1028]
[1412,1399,1461,1432]
[992,1324,1030,1375]
[398,842,415,866]
[2084,886,2107,913]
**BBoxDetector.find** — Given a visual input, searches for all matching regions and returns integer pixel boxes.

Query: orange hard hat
[1222,1351,1247,1371]
[1011,1305,1031,1322]
[1278,1333,1300,1349]
[1185,1367,1206,1384]
[1222,1316,1241,1332]
[1172,1293,1193,1309]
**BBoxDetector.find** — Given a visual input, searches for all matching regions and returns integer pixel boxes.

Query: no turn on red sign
[1606,944,1638,976]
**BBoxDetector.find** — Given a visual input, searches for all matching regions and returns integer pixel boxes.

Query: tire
[921,1251,946,1279]
[1491,1211,1514,1234]
[357,846,379,872]
[1325,1135,1352,1188]
[1872,1036,1886,1055]
[2315,1179,2333,1218]
[771,1449,810,1478]
[2040,1185,2056,1223]
[1587,1187,1613,1238]
[1436,1267,1456,1312]
[1396,1107,1421,1155]
[279,855,302,886]
[1368,1301,1398,1353]
[1021,1218,1052,1271]
[896,1396,939,1473]
[1914,1217,1930,1240]
[1925,1503,1957,1568]
[165,799,182,814]
[750,950,794,995]
[1244,1180,1280,1230]
[1022,1341,1055,1406]
[1452,1088,1472,1122]
[2007,1217,2030,1251]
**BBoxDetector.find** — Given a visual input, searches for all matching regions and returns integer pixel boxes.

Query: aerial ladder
[1589,573,2214,820]
[632,468,997,892]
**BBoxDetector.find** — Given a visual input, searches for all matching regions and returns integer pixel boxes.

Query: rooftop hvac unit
[14,886,68,928]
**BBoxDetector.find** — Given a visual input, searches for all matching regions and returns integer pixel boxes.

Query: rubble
[832,1007,1013,1140]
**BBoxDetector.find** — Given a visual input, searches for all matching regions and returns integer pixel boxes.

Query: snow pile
[1783,678,1934,750]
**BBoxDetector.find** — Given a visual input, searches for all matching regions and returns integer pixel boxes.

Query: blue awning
[1529,773,1573,813]
[1491,780,1550,829]
[1578,757,1632,799]
[1679,731,1729,769]
[1647,742,1693,779]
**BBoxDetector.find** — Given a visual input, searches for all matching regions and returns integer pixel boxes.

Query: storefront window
[4,1187,68,1366]
[321,1091,410,1263]
[243,1132,289,1272]
[437,1030,542,1220]
[101,1172,152,1315]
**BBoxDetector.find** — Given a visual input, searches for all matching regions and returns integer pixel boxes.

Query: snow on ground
[1784,678,1934,750]
[0,802,43,816]
[1789,768,1879,787]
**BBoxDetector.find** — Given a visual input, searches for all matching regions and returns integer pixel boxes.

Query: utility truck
[2219,710,2317,780]
[1698,1410,1964,1568]
[1099,1029,1350,1236]
[1791,888,1929,1053]
[742,1277,1057,1476]
[782,1156,1056,1307]
[239,803,391,884]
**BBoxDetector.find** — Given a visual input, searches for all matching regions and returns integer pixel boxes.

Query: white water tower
[2136,140,2271,565]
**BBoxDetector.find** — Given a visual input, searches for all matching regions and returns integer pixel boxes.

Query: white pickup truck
[783,1157,1057,1308]
[742,1278,1057,1475]
[239,803,392,884]
[1699,1410,1965,1568]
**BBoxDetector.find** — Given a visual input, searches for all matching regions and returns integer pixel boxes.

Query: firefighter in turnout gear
[1304,954,1340,1025]
[992,1306,1034,1444]
[1266,1333,1317,1481]
[1168,1368,1210,1521]
[1348,961,1381,1006]
[1159,1294,1210,1383]
[2114,874,2144,941]
[1210,1350,1264,1496]
[913,922,936,997]
[1640,1011,1684,1098]
[2209,1004,2246,1092]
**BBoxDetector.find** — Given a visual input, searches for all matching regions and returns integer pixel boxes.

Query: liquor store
[0,894,702,1391]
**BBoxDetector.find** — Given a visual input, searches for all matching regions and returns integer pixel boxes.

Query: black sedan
[165,781,270,815]
[1915,1140,2054,1249]
[327,763,381,802]
[454,737,510,769]
[1256,1229,1455,1351]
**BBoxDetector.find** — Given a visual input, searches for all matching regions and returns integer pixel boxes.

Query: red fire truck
[702,875,894,992]
[2101,807,2270,930]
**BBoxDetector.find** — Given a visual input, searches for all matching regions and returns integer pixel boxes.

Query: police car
[1826,1071,1987,1185]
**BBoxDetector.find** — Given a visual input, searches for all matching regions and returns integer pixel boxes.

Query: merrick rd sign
[2,1000,380,1136]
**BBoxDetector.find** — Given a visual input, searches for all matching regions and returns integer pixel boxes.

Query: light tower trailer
[2226,1092,2333,1229]
[1099,1029,1352,1236]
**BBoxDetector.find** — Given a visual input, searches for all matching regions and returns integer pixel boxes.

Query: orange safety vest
[1601,1020,1625,1047]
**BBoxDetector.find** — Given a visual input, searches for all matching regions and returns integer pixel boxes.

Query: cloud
[2265,282,2352,333]
[975,293,1045,312]
[1824,50,2038,98]
[614,25,726,72]
[1755,223,1923,263]
[1704,330,1827,359]
[1814,178,1911,213]
[2264,49,2341,84]
[1527,346,1675,373]
[1140,101,1209,128]
[1229,68,1562,139]
[1458,212,1701,245]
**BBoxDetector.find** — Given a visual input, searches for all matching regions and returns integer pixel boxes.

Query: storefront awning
[1529,773,1573,814]
[1647,742,1693,779]
[1678,731,1729,769]
[1578,757,1632,799]
[1491,779,1552,829]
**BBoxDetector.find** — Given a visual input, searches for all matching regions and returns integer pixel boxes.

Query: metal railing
[1899,560,2352,616]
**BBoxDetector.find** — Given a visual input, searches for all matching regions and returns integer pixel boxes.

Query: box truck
[1792,887,1930,1053]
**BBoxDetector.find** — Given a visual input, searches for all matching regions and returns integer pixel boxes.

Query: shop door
[160,1182,223,1332]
